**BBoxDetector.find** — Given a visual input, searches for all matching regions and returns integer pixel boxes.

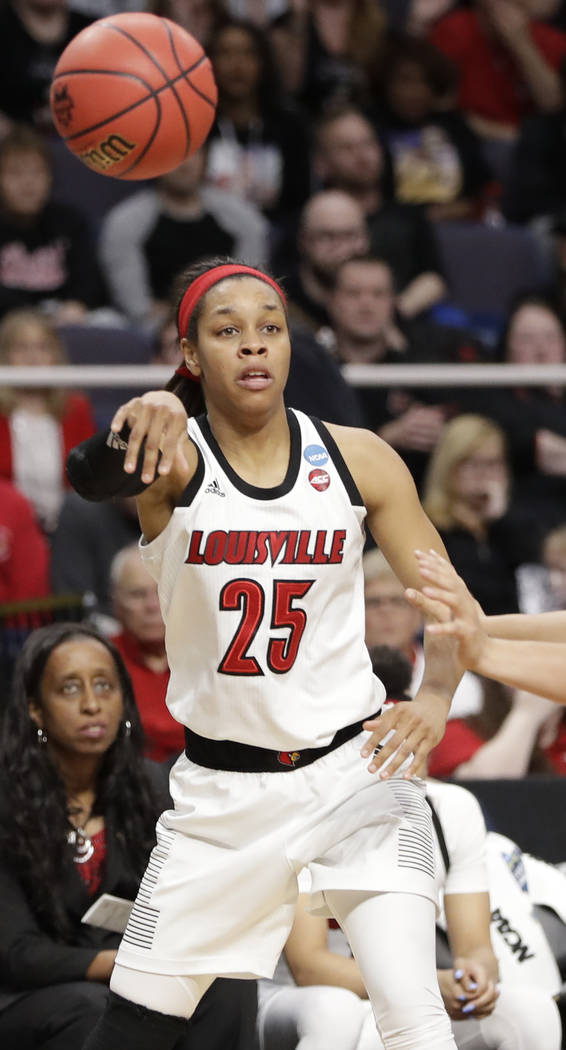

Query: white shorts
[116,731,436,979]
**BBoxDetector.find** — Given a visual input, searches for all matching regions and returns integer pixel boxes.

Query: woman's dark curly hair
[0,622,162,939]
[165,255,286,418]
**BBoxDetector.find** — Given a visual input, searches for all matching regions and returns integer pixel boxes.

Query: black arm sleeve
[66,426,160,502]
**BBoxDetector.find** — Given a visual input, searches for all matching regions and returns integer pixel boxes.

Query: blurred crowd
[2,0,566,1048]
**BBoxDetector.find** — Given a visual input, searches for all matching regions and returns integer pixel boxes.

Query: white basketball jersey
[140,409,385,750]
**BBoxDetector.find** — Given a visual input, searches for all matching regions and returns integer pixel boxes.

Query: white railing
[1,363,566,388]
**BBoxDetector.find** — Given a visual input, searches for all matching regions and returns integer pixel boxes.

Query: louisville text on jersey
[185,529,347,566]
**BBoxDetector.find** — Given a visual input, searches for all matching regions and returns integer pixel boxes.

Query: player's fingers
[140,407,168,483]
[421,585,459,608]
[111,397,142,435]
[425,621,463,637]
[405,588,451,622]
[124,404,152,473]
[465,984,497,1013]
[158,413,188,475]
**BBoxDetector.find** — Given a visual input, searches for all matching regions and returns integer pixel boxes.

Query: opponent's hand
[405,549,487,672]
[111,391,188,484]
[361,692,450,779]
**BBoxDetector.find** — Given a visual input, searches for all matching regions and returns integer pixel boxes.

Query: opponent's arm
[407,550,566,704]
[327,425,462,778]
[66,391,197,542]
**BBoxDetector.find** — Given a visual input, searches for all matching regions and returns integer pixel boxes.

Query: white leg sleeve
[453,985,562,1050]
[258,983,369,1050]
[110,962,214,1019]
[325,890,456,1050]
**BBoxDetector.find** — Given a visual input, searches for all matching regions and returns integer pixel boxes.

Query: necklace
[67,800,95,864]
[67,825,94,863]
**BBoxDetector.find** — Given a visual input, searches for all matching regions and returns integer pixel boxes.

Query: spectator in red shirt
[110,543,184,765]
[428,680,566,778]
[0,477,49,602]
[0,308,96,532]
[429,0,566,143]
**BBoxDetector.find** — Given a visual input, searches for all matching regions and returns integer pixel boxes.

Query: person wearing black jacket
[0,622,256,1049]
[0,125,103,321]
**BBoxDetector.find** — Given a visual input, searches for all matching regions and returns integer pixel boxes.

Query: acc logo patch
[309,468,330,492]
[303,443,329,466]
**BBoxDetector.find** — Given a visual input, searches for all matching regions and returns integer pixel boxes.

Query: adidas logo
[204,478,226,497]
[106,430,128,452]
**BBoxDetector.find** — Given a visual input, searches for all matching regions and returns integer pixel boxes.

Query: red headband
[177,264,286,341]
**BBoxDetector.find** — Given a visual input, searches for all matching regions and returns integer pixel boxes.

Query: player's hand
[361,692,449,779]
[379,404,445,452]
[438,960,498,1019]
[111,390,188,484]
[405,549,487,672]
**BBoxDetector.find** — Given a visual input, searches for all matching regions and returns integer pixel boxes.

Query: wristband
[66,426,161,501]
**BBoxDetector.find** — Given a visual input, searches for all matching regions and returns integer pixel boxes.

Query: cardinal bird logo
[277,750,301,767]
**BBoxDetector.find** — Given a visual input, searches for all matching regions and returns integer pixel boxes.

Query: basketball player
[407,548,566,704]
[70,259,461,1050]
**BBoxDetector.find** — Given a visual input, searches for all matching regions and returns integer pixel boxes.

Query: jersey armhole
[310,417,364,508]
[177,439,205,508]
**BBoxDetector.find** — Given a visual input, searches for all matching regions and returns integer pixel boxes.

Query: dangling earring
[37,727,47,746]
[123,720,132,738]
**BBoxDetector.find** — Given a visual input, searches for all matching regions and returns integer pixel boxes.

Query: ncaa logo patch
[309,468,330,492]
[303,444,329,466]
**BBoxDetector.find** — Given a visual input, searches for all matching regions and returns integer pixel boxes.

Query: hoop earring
[37,727,47,746]
[123,720,132,738]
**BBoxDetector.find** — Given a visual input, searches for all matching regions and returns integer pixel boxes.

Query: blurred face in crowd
[159,149,207,198]
[0,148,51,218]
[451,433,508,509]
[159,0,218,44]
[299,192,369,285]
[506,304,566,365]
[329,259,395,343]
[29,637,124,762]
[365,573,422,656]
[112,549,165,647]
[316,113,383,194]
[211,25,261,100]
[543,530,566,609]
[478,0,531,16]
[387,59,435,124]
[3,318,60,367]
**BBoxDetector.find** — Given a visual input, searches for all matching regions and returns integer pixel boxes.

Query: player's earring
[123,719,132,738]
[37,727,47,746]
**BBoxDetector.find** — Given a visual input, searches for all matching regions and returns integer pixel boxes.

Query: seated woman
[0,621,257,1050]
[421,414,542,616]
[0,308,96,531]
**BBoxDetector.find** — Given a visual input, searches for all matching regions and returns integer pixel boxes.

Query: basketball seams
[106,21,191,159]
[162,19,191,158]
[163,20,216,107]
[50,12,217,178]
[54,58,211,145]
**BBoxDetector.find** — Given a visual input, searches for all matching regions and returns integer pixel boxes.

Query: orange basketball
[50,12,217,180]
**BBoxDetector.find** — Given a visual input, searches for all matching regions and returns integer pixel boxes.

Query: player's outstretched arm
[407,549,566,705]
[67,390,197,541]
[327,425,462,779]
